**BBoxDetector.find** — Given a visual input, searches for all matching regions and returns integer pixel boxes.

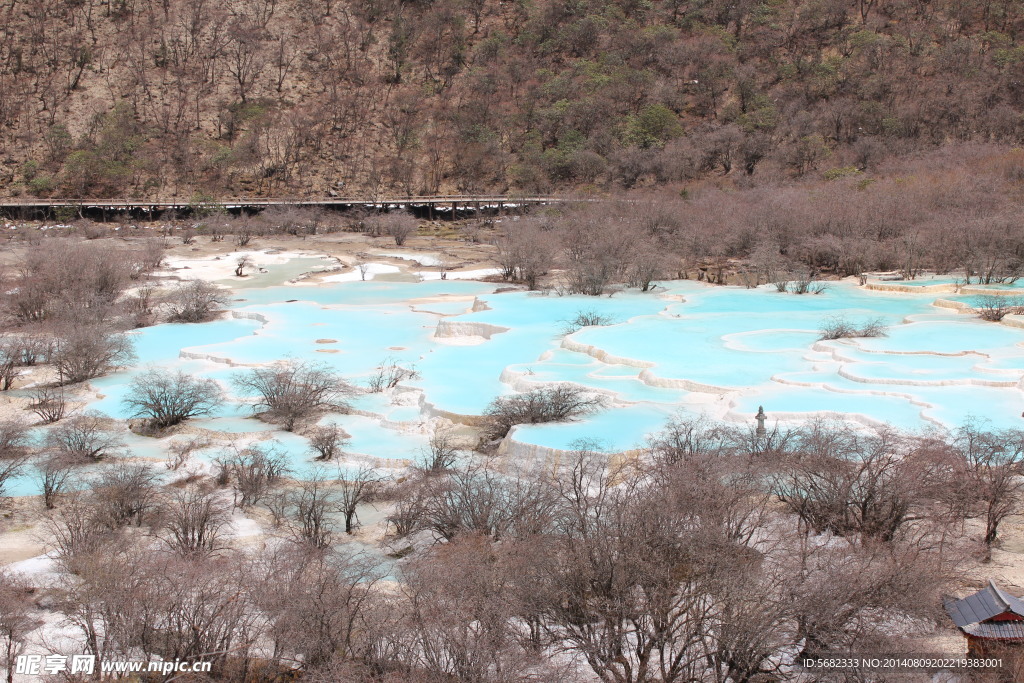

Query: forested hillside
[0,0,1021,198]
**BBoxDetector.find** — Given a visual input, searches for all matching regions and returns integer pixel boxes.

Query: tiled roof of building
[944,580,1024,640]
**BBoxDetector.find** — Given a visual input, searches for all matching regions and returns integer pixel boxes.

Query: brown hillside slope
[0,0,1021,199]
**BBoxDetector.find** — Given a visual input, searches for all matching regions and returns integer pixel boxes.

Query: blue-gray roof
[944,580,1024,639]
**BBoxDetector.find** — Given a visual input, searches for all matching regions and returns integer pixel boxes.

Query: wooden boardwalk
[0,195,579,220]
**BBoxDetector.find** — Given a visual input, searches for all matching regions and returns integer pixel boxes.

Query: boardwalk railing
[0,195,575,210]
[0,195,588,220]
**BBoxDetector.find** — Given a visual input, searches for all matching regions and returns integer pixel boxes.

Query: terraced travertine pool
[7,262,1024,495]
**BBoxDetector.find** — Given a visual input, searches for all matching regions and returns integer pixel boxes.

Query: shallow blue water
[8,263,1024,497]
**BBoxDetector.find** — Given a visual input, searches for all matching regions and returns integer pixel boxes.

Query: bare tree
[163,488,231,557]
[975,295,1024,322]
[818,315,886,340]
[285,472,342,547]
[217,443,289,507]
[234,224,256,247]
[52,325,135,385]
[559,309,616,335]
[419,426,460,473]
[482,384,604,441]
[122,369,222,430]
[0,421,30,498]
[45,412,122,462]
[366,356,419,392]
[0,336,51,391]
[952,422,1024,554]
[28,385,68,423]
[36,454,76,509]
[647,414,736,466]
[420,463,555,542]
[0,571,40,683]
[258,544,386,670]
[46,496,113,573]
[140,239,166,271]
[307,424,349,461]
[91,463,162,529]
[165,435,212,471]
[774,423,949,543]
[394,536,548,682]
[233,360,353,431]
[337,465,381,534]
[166,280,230,323]
[376,213,418,246]
[0,350,17,392]
[387,476,430,537]
[235,255,253,277]
[496,218,558,290]
[57,549,263,672]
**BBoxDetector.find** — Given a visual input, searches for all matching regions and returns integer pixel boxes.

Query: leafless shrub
[0,569,41,679]
[233,360,353,431]
[788,269,826,294]
[47,496,112,572]
[123,369,222,430]
[0,335,46,390]
[419,427,460,474]
[52,324,135,384]
[0,421,30,498]
[166,280,230,323]
[951,422,1024,554]
[91,463,163,529]
[559,309,616,335]
[482,384,604,441]
[393,536,548,682]
[420,463,555,542]
[235,255,253,277]
[307,424,349,461]
[6,241,134,324]
[460,221,486,243]
[0,352,16,392]
[55,548,262,670]
[975,295,1024,322]
[216,443,289,507]
[337,465,381,534]
[234,225,255,247]
[366,356,419,392]
[282,473,342,548]
[29,386,69,424]
[45,412,122,462]
[818,315,887,340]
[773,424,949,543]
[257,543,386,671]
[35,454,76,509]
[262,206,324,237]
[163,488,231,557]
[369,213,418,246]
[165,435,212,471]
[495,218,558,290]
[387,477,430,537]
[647,415,736,466]
[6,335,51,366]
[140,238,166,270]
[123,285,157,326]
